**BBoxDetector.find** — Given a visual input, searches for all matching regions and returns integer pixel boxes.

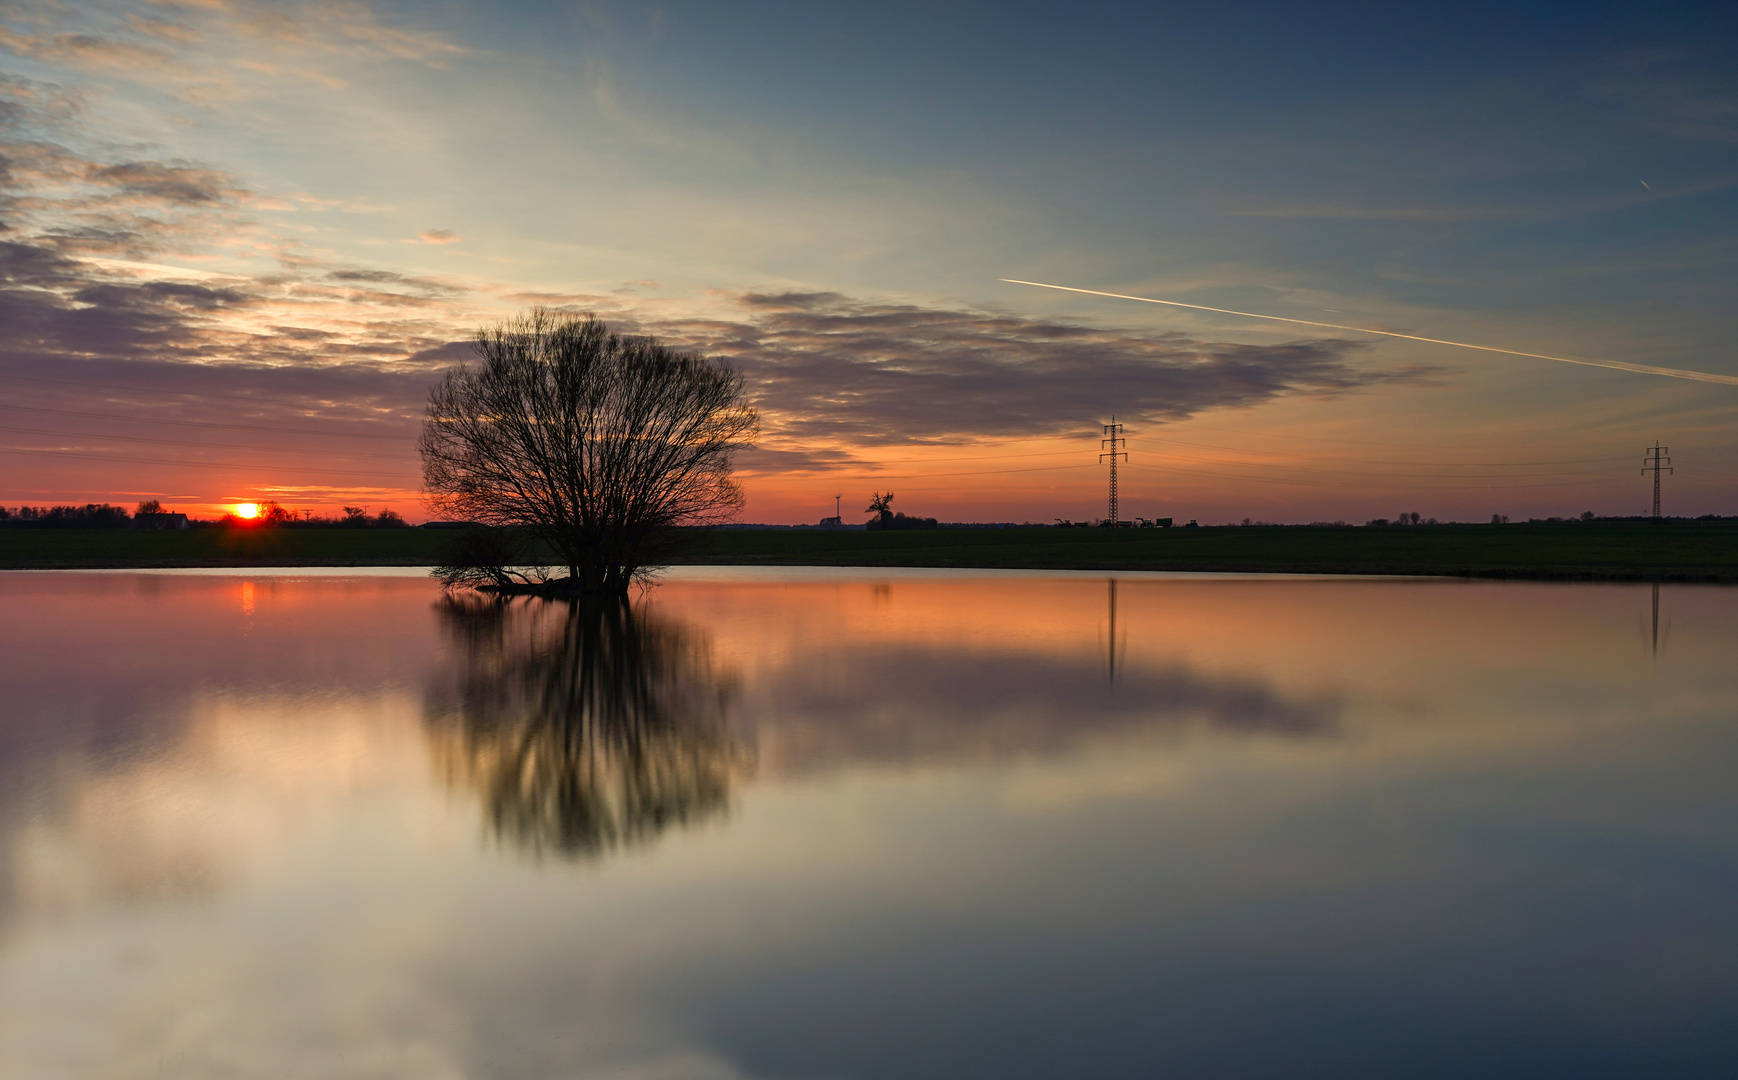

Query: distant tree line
[224,503,409,528]
[0,503,135,527]
[0,501,410,528]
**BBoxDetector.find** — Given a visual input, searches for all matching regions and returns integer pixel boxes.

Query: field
[2,522,1735,580]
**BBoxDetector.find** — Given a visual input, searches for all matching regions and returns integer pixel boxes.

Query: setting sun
[234,503,260,519]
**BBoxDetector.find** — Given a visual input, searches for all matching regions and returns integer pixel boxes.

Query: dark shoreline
[2,522,1735,583]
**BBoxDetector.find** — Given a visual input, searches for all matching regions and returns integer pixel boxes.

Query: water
[1,569,1735,1078]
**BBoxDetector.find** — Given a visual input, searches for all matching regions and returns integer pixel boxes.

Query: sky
[1,0,1736,524]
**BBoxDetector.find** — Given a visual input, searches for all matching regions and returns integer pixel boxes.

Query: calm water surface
[1,569,1735,1079]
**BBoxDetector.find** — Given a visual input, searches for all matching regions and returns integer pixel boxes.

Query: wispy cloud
[0,0,467,106]
[0,25,187,78]
[1597,49,1738,145]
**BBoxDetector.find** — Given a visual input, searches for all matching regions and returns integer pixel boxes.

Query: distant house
[134,512,189,530]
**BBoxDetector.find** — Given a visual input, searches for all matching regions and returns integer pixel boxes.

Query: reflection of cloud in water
[753,645,1339,773]
[425,596,750,860]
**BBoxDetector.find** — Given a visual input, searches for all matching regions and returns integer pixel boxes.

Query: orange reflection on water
[0,570,1735,1079]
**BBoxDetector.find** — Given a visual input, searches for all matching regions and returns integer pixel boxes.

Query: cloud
[0,70,481,358]
[0,57,1428,501]
[324,267,463,294]
[122,13,202,45]
[1,0,467,106]
[212,0,467,64]
[656,291,1432,446]
[0,80,254,258]
[0,26,187,78]
[751,642,1339,775]
[0,54,1430,503]
[88,160,246,204]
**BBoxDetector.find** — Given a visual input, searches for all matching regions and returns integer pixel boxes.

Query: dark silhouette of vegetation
[7,521,1738,579]
[432,526,547,591]
[265,508,411,528]
[0,503,132,527]
[424,594,748,859]
[869,511,939,530]
[420,309,759,595]
[863,491,936,530]
[217,501,294,527]
[0,499,413,530]
[333,506,406,528]
[867,491,894,525]
[1367,512,1438,526]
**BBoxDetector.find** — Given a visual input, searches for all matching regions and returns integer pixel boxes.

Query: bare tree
[866,491,894,525]
[420,309,759,594]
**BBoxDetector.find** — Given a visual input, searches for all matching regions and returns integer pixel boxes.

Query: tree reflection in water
[426,595,748,860]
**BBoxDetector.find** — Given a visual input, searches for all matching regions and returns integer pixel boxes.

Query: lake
[1,569,1734,1078]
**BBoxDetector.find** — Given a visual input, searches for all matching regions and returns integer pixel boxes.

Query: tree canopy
[420,310,759,594]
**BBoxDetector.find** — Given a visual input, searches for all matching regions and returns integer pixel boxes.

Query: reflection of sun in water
[240,581,255,617]
[234,503,260,519]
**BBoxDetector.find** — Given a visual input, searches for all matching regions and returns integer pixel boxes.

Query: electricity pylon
[1100,417,1127,525]
[1642,443,1672,518]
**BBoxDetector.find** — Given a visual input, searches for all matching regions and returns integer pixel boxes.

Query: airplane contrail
[1000,278,1738,386]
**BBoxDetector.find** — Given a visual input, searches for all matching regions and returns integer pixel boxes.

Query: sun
[234,503,260,519]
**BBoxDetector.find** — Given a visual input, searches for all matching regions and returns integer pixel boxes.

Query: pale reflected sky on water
[1,571,1735,1078]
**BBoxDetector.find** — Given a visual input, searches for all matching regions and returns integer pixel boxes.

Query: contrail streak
[1000,278,1738,386]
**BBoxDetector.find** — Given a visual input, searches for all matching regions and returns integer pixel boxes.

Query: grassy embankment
[2,521,1735,580]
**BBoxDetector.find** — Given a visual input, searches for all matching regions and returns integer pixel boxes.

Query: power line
[0,403,413,441]
[0,446,416,480]
[0,369,425,410]
[1175,421,1609,451]
[1140,452,1626,480]
[1120,461,1649,491]
[738,462,1096,481]
[0,424,417,462]
[1143,435,1631,468]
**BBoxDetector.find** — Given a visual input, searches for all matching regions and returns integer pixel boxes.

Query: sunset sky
[2,0,1736,524]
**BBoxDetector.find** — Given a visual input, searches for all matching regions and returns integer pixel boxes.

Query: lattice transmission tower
[1100,417,1128,525]
[1642,443,1672,518]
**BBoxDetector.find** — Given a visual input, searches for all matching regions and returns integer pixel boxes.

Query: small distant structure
[818,492,845,528]
[1091,516,1171,528]
[134,511,188,529]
